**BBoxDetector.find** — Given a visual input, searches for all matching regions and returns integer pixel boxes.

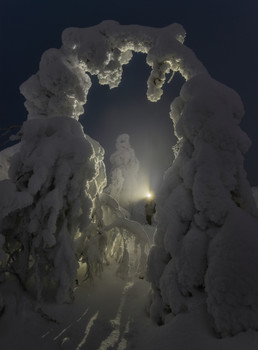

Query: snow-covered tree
[0,117,106,302]
[146,74,258,336]
[99,192,150,279]
[0,20,257,336]
[105,133,139,211]
[0,121,147,301]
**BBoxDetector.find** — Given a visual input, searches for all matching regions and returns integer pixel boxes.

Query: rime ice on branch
[2,21,258,336]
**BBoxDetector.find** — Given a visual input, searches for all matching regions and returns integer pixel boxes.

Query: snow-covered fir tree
[147,74,258,336]
[105,133,139,211]
[0,117,107,302]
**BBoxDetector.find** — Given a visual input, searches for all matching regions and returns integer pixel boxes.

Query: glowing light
[146,192,152,199]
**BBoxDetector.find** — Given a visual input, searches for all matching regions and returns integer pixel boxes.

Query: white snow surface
[1,260,258,350]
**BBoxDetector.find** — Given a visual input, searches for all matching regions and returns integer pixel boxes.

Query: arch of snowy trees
[1,21,258,337]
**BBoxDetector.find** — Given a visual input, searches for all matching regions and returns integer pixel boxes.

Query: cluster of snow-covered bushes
[1,20,258,338]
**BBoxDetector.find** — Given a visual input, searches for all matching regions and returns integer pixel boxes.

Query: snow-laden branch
[20,21,207,120]
[104,216,150,247]
[100,192,150,278]
[100,192,150,246]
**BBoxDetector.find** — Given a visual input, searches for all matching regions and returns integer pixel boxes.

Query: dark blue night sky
[1,0,258,187]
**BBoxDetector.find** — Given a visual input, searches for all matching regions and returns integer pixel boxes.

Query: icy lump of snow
[20,51,92,120]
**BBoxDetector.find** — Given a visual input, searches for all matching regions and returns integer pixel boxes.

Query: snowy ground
[1,242,258,350]
[0,257,151,350]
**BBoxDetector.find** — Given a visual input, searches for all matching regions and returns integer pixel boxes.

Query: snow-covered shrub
[0,117,102,302]
[147,73,258,336]
[105,134,139,211]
